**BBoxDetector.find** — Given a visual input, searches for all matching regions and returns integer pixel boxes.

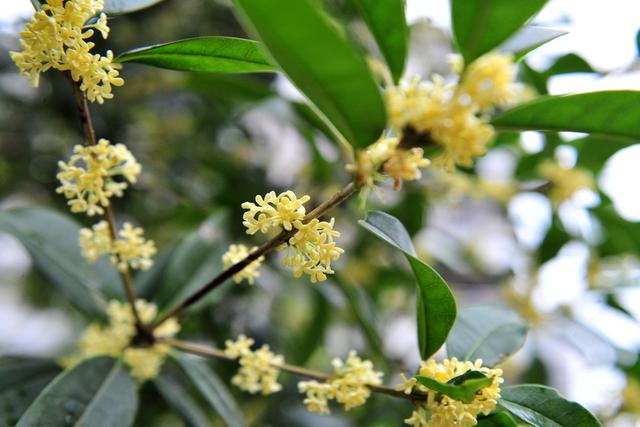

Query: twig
[68,75,145,330]
[152,182,358,328]
[162,338,427,402]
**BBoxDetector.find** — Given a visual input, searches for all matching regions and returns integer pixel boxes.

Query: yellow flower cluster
[399,358,503,427]
[347,137,431,189]
[80,220,156,272]
[241,191,343,283]
[222,244,264,284]
[385,53,522,170]
[56,139,141,216]
[538,160,595,206]
[64,299,180,381]
[10,0,123,103]
[224,335,284,395]
[298,351,383,415]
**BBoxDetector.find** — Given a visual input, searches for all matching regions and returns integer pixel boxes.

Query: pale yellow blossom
[79,220,111,261]
[383,147,431,189]
[56,139,141,216]
[401,358,503,427]
[298,351,383,415]
[112,223,156,272]
[539,160,595,206]
[10,0,123,103]
[225,336,284,395]
[63,299,180,382]
[241,191,310,234]
[222,244,264,284]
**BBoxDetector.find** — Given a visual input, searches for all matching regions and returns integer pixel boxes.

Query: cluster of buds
[224,335,284,395]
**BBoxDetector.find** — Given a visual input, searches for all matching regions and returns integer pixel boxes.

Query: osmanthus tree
[2,0,639,426]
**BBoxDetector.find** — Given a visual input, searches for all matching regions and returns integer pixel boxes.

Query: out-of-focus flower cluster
[383,52,524,172]
[222,244,264,284]
[63,299,180,381]
[298,351,383,415]
[538,160,594,206]
[398,358,503,427]
[10,0,123,103]
[224,335,284,395]
[241,191,343,282]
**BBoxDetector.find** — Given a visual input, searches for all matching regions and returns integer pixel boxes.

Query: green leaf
[116,37,277,74]
[154,374,212,427]
[0,358,60,426]
[174,355,247,427]
[17,357,138,427]
[415,370,493,403]
[500,385,602,427]
[156,213,230,313]
[0,207,121,316]
[104,0,166,14]
[447,305,527,367]
[477,412,519,427]
[451,0,550,64]
[353,0,408,83]
[492,91,640,139]
[573,135,631,174]
[499,26,567,61]
[233,0,387,148]
[359,211,457,358]
[591,202,640,257]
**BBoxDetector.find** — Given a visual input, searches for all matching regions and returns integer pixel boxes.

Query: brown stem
[151,182,358,329]
[162,338,427,402]
[68,75,145,331]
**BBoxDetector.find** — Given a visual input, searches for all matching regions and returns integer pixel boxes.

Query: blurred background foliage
[1,0,640,426]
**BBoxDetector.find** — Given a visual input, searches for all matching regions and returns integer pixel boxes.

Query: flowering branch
[152,182,358,328]
[161,337,428,402]
[68,77,145,331]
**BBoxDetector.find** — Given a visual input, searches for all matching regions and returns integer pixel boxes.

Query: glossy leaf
[154,374,212,427]
[0,358,60,426]
[233,0,387,148]
[104,0,165,14]
[0,207,120,316]
[416,370,493,403]
[353,0,408,83]
[174,355,246,427]
[477,412,519,427]
[117,37,277,74]
[156,213,230,313]
[500,26,567,61]
[500,385,602,427]
[17,357,137,427]
[451,0,550,64]
[492,91,640,139]
[360,211,457,358]
[447,305,527,367]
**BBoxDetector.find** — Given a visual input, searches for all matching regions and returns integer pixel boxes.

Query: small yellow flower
[57,139,141,216]
[222,244,264,284]
[10,0,123,103]
[298,351,383,415]
[112,223,156,272]
[538,160,595,206]
[401,358,503,427]
[64,299,180,382]
[242,191,310,234]
[224,335,284,395]
[383,147,431,189]
[79,220,112,262]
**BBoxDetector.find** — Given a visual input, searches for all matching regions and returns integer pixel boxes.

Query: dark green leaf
[415,370,493,403]
[156,213,230,313]
[233,0,387,148]
[451,0,550,64]
[477,412,519,427]
[492,91,640,139]
[500,385,602,427]
[117,37,277,74]
[591,202,640,257]
[447,305,527,366]
[538,216,570,264]
[174,355,247,427]
[17,357,138,427]
[154,374,212,427]
[500,26,567,61]
[0,358,60,426]
[104,0,165,14]
[0,207,121,316]
[573,135,632,174]
[545,53,595,75]
[360,211,457,358]
[353,0,408,83]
